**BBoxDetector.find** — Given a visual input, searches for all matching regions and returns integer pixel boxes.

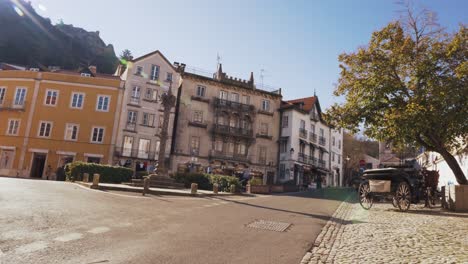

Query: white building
[278,96,343,187]
[113,50,181,174]
[417,150,468,188]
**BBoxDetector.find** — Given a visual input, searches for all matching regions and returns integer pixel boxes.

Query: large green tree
[326,10,468,184]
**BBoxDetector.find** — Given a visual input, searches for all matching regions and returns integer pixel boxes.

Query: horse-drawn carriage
[358,167,439,211]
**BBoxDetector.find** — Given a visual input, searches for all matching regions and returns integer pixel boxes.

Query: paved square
[246,220,291,232]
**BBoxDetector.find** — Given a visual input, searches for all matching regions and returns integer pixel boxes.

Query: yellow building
[0,67,124,179]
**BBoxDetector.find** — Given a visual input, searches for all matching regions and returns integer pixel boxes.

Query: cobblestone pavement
[301,199,468,264]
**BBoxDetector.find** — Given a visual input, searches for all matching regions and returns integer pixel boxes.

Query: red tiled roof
[286,96,317,112]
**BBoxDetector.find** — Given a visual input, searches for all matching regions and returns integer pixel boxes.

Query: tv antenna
[216,52,222,69]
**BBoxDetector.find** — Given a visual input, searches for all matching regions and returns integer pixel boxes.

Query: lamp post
[154,81,176,178]
[345,155,351,187]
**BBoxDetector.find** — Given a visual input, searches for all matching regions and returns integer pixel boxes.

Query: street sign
[359,160,366,167]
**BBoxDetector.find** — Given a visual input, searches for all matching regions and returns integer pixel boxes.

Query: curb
[300,195,356,264]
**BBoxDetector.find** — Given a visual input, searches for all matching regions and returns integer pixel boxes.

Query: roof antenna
[217,52,221,69]
[314,88,316,97]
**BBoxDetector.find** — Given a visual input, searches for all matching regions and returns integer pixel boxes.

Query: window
[80,73,91,77]
[71,92,84,109]
[261,100,270,111]
[332,152,335,162]
[142,113,155,126]
[217,115,225,125]
[282,115,288,128]
[44,89,59,106]
[14,88,27,106]
[154,140,160,159]
[280,140,287,153]
[193,111,203,123]
[0,87,6,104]
[215,140,223,152]
[145,88,158,101]
[311,124,315,133]
[64,123,79,141]
[338,155,341,164]
[137,139,150,159]
[91,127,105,143]
[158,115,164,128]
[280,164,286,179]
[122,136,133,156]
[238,144,246,155]
[38,121,52,138]
[242,95,250,105]
[227,142,234,154]
[300,120,306,129]
[338,140,341,149]
[131,86,140,104]
[150,65,160,81]
[127,111,137,124]
[231,93,239,102]
[219,90,228,100]
[135,66,143,76]
[166,72,173,82]
[7,119,20,135]
[320,128,324,137]
[190,136,200,155]
[96,95,110,111]
[260,123,268,135]
[196,85,206,97]
[332,136,335,146]
[258,146,267,164]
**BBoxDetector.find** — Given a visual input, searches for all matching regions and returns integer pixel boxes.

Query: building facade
[170,64,282,184]
[0,68,123,179]
[278,96,343,187]
[113,51,180,173]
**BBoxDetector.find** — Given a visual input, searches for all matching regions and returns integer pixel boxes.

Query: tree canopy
[326,13,468,184]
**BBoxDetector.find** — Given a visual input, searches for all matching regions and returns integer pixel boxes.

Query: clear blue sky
[29,0,466,109]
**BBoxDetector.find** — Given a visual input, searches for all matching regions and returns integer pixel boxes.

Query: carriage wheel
[396,182,411,211]
[358,182,373,210]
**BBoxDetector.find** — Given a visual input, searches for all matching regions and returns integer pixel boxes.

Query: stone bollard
[83,173,89,183]
[91,173,100,189]
[213,183,219,194]
[191,183,198,194]
[230,184,236,193]
[142,177,150,196]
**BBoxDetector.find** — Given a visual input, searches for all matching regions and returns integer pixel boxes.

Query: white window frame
[137,138,151,159]
[70,92,85,109]
[127,110,138,124]
[219,90,228,100]
[142,112,155,126]
[196,85,206,97]
[96,95,111,112]
[262,100,270,111]
[37,121,53,138]
[44,89,59,106]
[6,119,20,135]
[150,65,160,81]
[231,93,239,102]
[0,87,6,105]
[90,126,105,144]
[282,115,288,128]
[14,87,27,106]
[135,66,143,76]
[166,72,173,82]
[242,95,250,105]
[193,110,203,123]
[64,123,79,141]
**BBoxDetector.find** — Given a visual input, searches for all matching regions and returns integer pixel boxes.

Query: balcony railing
[298,152,308,163]
[212,124,253,138]
[299,128,308,139]
[114,147,158,160]
[309,132,317,143]
[213,97,255,113]
[209,150,249,162]
[0,100,26,111]
[318,159,326,168]
[129,96,140,104]
[319,136,326,146]
[125,122,137,131]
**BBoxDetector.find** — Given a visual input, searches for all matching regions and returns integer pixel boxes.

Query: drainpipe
[276,109,283,185]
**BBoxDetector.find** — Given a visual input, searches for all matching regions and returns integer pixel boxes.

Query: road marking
[54,233,83,242]
[87,227,110,234]
[15,241,48,254]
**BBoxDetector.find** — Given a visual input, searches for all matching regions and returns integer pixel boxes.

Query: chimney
[88,65,97,75]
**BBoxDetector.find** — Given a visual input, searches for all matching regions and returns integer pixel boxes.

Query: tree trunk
[436,147,468,185]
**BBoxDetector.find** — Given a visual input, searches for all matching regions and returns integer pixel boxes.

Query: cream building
[170,64,282,184]
[113,51,180,174]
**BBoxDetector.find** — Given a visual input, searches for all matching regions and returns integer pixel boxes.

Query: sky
[27,0,467,109]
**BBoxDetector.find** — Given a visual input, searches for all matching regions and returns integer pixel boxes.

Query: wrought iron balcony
[209,150,249,163]
[309,132,317,143]
[129,96,140,105]
[319,136,326,146]
[213,97,255,113]
[212,124,253,138]
[125,122,137,131]
[299,128,308,139]
[318,159,326,168]
[114,147,157,160]
[0,100,26,111]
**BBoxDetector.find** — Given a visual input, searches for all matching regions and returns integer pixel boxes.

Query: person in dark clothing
[316,175,322,189]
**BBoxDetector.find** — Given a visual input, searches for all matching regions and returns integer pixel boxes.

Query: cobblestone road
[301,200,468,264]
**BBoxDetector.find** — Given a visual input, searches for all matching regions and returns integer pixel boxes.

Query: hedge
[65,161,133,183]
[174,172,240,191]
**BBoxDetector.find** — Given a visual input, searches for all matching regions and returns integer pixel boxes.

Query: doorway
[30,153,47,178]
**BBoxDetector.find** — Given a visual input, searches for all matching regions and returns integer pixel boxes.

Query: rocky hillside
[0,0,118,74]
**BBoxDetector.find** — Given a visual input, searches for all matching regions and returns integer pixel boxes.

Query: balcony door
[123,136,133,157]
[137,139,150,159]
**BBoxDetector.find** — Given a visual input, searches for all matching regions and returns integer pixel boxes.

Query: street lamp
[345,155,351,186]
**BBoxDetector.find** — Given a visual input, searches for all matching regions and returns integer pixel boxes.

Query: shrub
[174,172,241,191]
[65,161,132,183]
[249,178,263,186]
[135,171,149,179]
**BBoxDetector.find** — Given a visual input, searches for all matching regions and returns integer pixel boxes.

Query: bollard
[191,183,198,194]
[213,183,219,194]
[142,177,150,196]
[83,173,89,183]
[230,184,236,193]
[91,173,100,189]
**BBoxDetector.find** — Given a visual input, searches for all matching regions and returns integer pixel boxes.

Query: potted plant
[248,178,270,194]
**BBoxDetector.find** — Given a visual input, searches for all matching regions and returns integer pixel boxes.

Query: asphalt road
[0,177,350,264]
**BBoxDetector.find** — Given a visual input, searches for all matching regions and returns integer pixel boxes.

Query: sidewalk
[301,199,468,263]
[74,181,246,197]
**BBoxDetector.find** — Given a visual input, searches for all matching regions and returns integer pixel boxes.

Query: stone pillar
[91,173,100,189]
[213,183,219,194]
[230,184,236,193]
[191,183,198,194]
[142,177,150,196]
[83,173,89,183]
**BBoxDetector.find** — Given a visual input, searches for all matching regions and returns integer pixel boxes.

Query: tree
[119,49,133,63]
[325,6,468,184]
